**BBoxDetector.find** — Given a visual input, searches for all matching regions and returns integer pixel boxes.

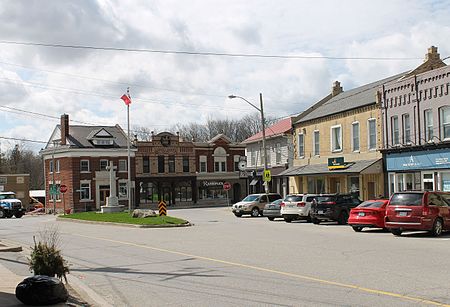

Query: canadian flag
[121,94,131,106]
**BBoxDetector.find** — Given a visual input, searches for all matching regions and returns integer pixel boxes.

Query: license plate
[358,212,365,217]
[288,204,295,208]
[318,210,324,214]
[398,211,408,217]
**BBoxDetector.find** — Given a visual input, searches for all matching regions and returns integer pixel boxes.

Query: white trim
[80,159,90,172]
[440,106,450,141]
[351,121,360,152]
[41,148,137,160]
[391,115,400,145]
[402,113,411,145]
[330,124,342,153]
[313,130,320,156]
[367,118,377,151]
[297,133,305,159]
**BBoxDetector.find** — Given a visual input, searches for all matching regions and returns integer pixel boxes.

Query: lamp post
[228,93,269,194]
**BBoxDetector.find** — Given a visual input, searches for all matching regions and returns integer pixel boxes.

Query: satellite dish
[238,160,247,171]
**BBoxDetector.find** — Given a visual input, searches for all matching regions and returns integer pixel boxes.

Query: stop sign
[223,182,231,191]
[60,184,68,194]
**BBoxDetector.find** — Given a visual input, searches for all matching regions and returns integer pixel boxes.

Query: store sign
[328,157,347,170]
[202,181,224,187]
[386,149,450,171]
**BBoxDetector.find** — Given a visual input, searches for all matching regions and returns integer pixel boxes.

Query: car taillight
[323,202,336,205]
[297,202,306,207]
[280,202,285,207]
[422,206,429,216]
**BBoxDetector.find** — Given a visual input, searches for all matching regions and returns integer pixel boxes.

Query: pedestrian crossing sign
[263,170,271,182]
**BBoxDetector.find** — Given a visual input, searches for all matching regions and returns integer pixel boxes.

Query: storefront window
[348,177,359,194]
[441,173,450,191]
[139,181,158,204]
[198,181,227,200]
[307,177,325,194]
[175,182,192,202]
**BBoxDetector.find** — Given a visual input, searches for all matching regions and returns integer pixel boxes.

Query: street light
[228,93,269,194]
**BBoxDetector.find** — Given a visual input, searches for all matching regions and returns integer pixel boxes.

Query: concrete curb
[0,240,23,252]
[56,217,193,228]
[67,274,112,307]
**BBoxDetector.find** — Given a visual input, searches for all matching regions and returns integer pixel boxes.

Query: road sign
[263,170,271,182]
[158,200,167,216]
[60,184,68,194]
[223,182,231,191]
[49,184,59,196]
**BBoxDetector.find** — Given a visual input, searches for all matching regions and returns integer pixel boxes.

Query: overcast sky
[0,0,449,152]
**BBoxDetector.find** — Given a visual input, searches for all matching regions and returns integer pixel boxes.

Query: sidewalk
[0,240,108,307]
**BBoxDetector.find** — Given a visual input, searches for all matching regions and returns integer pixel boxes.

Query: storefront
[197,178,246,205]
[385,148,450,194]
[282,158,384,200]
[137,177,197,206]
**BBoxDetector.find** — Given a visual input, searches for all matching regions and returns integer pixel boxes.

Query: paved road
[1,208,450,307]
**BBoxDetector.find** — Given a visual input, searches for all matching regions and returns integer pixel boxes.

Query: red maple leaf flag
[121,94,131,106]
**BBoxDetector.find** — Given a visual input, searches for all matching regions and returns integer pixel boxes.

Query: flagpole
[127,88,132,213]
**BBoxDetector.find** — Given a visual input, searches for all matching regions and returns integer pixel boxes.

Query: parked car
[385,191,450,237]
[263,199,283,221]
[348,199,389,232]
[280,194,318,223]
[232,193,282,217]
[0,192,24,218]
[310,194,361,225]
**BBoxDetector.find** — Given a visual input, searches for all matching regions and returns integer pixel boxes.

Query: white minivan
[232,193,282,217]
[280,194,318,223]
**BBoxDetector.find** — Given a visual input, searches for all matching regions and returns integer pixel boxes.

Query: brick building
[40,114,136,213]
[135,132,246,207]
[380,46,450,194]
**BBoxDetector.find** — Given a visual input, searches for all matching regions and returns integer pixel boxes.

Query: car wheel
[306,213,312,223]
[430,218,443,237]
[267,217,275,221]
[284,217,292,223]
[5,213,13,218]
[251,207,260,217]
[391,228,402,236]
[14,212,23,218]
[234,213,242,217]
[352,226,363,232]
[0,209,4,218]
[337,211,349,225]
[312,218,320,224]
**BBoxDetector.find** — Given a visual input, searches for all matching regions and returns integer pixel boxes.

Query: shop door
[367,182,376,200]
[423,173,434,191]
[329,178,340,193]
[233,183,241,203]
[162,187,171,205]
[99,185,110,206]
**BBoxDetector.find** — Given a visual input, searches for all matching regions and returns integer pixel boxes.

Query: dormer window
[87,128,115,146]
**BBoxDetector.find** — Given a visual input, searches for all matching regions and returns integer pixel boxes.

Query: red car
[348,199,389,232]
[385,191,450,237]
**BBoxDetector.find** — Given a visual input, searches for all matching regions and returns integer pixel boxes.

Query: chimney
[60,114,69,145]
[331,81,343,97]
[425,46,440,62]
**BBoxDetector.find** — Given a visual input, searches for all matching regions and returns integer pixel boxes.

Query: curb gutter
[56,217,193,228]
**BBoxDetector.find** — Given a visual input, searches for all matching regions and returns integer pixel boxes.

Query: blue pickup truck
[0,192,24,218]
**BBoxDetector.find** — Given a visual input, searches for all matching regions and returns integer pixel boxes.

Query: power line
[0,136,47,144]
[0,59,226,98]
[0,40,423,61]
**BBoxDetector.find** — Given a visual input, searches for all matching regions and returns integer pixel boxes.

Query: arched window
[213,147,227,172]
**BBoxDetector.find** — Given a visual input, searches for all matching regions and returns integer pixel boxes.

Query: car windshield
[0,194,15,200]
[357,201,385,208]
[285,195,303,202]
[242,195,259,202]
[389,193,423,206]
[317,196,334,202]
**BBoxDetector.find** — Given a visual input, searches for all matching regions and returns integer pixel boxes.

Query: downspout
[381,85,389,197]
[414,75,421,145]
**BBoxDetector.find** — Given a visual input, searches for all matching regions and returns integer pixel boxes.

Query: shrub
[28,227,69,282]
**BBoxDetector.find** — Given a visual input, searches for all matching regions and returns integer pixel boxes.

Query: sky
[0,0,450,152]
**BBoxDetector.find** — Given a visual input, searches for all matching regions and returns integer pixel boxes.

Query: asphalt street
[1,208,450,307]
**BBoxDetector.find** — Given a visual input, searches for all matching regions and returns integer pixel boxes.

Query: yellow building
[282,76,401,200]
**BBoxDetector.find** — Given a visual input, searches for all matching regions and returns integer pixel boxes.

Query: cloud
[0,0,450,152]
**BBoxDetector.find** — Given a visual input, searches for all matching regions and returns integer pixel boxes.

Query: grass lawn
[59,211,188,225]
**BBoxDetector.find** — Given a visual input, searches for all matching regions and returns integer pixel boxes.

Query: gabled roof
[242,117,292,144]
[208,134,232,144]
[86,128,113,139]
[53,124,129,148]
[296,73,405,124]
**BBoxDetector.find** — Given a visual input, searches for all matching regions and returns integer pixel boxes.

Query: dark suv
[310,194,361,225]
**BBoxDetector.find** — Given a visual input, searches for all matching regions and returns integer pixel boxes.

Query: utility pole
[259,93,269,194]
[126,87,132,213]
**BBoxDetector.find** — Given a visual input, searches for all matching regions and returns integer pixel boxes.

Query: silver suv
[232,193,282,217]
[280,194,318,223]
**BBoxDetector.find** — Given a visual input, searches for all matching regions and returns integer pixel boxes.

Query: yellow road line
[72,233,450,306]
